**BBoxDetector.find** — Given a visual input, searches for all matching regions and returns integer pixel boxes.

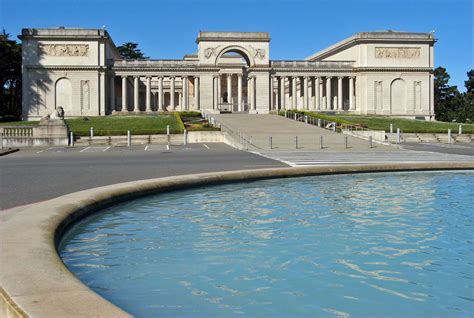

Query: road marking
[36,150,45,153]
[203,144,210,149]
[144,145,149,151]
[103,146,112,152]
[79,146,90,153]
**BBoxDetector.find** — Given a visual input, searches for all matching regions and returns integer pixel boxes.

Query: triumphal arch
[20,28,436,120]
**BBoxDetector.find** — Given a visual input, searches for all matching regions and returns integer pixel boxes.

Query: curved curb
[1,162,474,317]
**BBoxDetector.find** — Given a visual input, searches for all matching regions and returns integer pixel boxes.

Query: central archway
[216,49,251,112]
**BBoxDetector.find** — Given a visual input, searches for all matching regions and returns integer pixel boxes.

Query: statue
[40,107,65,123]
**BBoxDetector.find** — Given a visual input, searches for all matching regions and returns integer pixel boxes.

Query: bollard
[269,136,273,149]
[294,113,297,120]
[127,130,131,147]
[1,133,3,150]
[183,129,187,145]
[90,127,94,137]
[369,136,373,148]
[459,124,462,135]
[285,110,287,118]
[295,136,298,149]
[396,128,401,144]
[304,115,308,124]
[390,123,393,134]
[320,135,323,149]
[344,135,348,149]
[69,131,74,147]
[318,118,321,127]
[166,125,170,136]
[448,129,452,144]
[333,123,336,132]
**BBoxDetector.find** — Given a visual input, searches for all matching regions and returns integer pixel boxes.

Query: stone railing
[113,59,199,68]
[2,126,34,137]
[1,120,69,148]
[271,60,355,69]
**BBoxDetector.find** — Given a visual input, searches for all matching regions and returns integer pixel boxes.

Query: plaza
[21,28,435,120]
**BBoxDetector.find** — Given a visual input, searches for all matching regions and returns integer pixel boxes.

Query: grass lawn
[1,114,183,136]
[286,111,474,134]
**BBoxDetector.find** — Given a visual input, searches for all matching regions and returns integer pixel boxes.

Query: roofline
[305,31,437,61]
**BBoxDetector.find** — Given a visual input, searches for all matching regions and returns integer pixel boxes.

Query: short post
[369,136,373,148]
[320,135,323,149]
[333,123,336,132]
[344,135,348,149]
[318,118,321,127]
[459,124,462,135]
[295,136,298,149]
[284,110,287,118]
[127,130,131,147]
[90,127,94,137]
[69,131,74,147]
[390,123,393,134]
[304,115,308,124]
[167,124,170,145]
[396,128,401,144]
[269,136,273,149]
[448,129,452,144]
[294,113,297,120]
[183,129,187,145]
[1,133,4,150]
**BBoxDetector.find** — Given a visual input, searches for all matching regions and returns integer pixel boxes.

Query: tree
[117,42,148,60]
[0,30,22,120]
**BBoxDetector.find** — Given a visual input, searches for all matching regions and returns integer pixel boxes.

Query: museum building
[20,28,436,120]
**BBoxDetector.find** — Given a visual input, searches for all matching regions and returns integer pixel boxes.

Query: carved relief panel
[375,47,420,59]
[81,80,90,111]
[39,44,89,57]
[375,81,383,111]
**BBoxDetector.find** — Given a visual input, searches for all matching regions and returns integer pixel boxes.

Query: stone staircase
[386,133,473,144]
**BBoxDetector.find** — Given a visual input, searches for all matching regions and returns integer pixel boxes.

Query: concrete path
[213,114,394,151]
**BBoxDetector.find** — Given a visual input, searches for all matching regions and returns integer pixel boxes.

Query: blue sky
[1,0,472,91]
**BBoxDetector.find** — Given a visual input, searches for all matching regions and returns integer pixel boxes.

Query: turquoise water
[60,171,474,317]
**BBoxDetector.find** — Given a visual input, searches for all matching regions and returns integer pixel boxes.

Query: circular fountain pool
[59,171,474,317]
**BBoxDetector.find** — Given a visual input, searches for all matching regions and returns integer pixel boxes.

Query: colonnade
[213,73,255,112]
[272,75,356,111]
[110,75,200,112]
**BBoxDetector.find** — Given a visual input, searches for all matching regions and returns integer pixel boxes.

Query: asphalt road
[0,143,285,210]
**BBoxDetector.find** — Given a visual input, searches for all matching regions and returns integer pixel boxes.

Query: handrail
[279,110,339,132]
[201,111,254,150]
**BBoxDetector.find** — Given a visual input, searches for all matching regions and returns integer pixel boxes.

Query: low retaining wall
[342,129,387,142]
[1,162,474,317]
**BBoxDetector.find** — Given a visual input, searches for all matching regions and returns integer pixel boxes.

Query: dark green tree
[0,30,22,120]
[434,66,460,122]
[117,42,149,59]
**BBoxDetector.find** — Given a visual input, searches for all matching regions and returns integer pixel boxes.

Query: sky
[1,0,472,91]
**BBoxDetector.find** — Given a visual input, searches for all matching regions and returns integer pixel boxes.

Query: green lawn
[179,111,220,131]
[285,111,474,134]
[1,114,183,136]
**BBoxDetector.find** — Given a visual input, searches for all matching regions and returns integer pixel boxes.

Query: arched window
[390,79,406,114]
[55,78,72,112]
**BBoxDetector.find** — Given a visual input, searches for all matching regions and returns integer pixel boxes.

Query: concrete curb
[0,148,19,156]
[1,162,474,317]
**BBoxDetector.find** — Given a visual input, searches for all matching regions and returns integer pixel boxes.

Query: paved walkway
[213,114,394,151]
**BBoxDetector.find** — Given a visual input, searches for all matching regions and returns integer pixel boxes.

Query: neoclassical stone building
[20,28,436,120]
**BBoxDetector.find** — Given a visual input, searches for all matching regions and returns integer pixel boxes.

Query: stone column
[251,77,256,111]
[291,76,297,109]
[170,77,175,110]
[280,77,285,110]
[213,76,218,110]
[304,77,309,110]
[109,74,115,113]
[338,76,343,110]
[275,77,280,110]
[326,77,332,110]
[121,75,127,112]
[133,76,139,112]
[315,77,321,110]
[270,76,274,110]
[217,75,221,109]
[145,76,151,112]
[227,74,232,109]
[158,76,164,111]
[349,76,355,110]
[194,76,200,110]
[237,74,242,112]
[183,76,188,111]
[247,76,251,111]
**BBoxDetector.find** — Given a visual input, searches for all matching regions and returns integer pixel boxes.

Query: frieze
[375,47,420,59]
[39,44,89,57]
